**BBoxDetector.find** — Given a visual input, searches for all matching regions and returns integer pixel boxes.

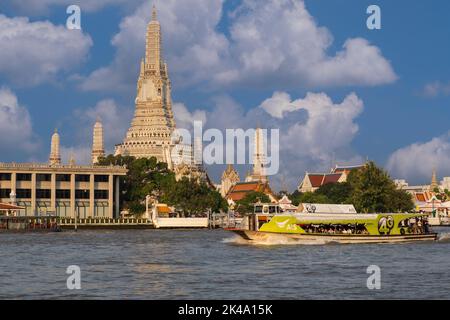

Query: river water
[0,228,449,299]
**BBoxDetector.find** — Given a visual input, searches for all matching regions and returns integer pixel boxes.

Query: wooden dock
[0,216,60,232]
[0,214,235,232]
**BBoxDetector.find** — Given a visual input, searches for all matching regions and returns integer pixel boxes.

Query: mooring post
[74,208,78,232]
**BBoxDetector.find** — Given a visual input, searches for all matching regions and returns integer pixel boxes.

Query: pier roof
[0,203,24,211]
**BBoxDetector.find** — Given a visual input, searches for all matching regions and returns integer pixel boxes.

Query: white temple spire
[49,129,61,166]
[146,4,162,74]
[92,120,105,164]
[246,127,267,183]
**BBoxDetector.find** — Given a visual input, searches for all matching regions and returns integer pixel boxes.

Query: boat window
[301,223,369,235]
[269,206,277,214]
[398,216,428,235]
[254,206,263,214]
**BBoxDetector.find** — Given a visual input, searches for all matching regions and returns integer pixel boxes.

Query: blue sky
[1,0,450,189]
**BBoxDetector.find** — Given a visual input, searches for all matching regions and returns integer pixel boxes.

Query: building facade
[0,163,127,218]
[115,6,176,161]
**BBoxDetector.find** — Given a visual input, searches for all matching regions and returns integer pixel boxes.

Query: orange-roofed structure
[226,181,277,206]
[0,202,25,216]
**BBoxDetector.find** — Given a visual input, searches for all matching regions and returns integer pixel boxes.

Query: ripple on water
[0,229,449,299]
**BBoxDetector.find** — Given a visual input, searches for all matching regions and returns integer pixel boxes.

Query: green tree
[288,190,332,206]
[235,192,271,214]
[97,155,176,215]
[388,189,415,213]
[315,182,352,204]
[163,177,228,215]
[347,161,413,213]
[297,192,331,204]
[98,155,228,215]
[289,190,303,206]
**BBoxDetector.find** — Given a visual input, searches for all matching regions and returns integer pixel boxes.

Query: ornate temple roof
[226,181,277,202]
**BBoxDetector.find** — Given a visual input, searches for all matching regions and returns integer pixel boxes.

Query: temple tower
[49,129,61,166]
[430,168,439,191]
[221,164,240,197]
[92,120,105,164]
[246,128,268,183]
[115,5,176,160]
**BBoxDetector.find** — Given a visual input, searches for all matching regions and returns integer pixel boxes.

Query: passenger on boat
[423,219,430,234]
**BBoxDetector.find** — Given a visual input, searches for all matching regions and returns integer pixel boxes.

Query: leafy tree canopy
[97,155,227,215]
[235,192,270,214]
[288,162,414,213]
[162,177,228,215]
[346,161,414,213]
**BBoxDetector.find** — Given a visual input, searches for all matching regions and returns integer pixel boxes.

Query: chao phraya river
[1,228,449,299]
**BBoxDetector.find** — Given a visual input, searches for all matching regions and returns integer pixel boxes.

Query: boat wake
[222,235,331,246]
[437,232,450,242]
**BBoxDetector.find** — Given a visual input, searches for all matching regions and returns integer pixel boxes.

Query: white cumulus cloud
[173,102,207,130]
[61,99,133,161]
[80,0,396,93]
[183,90,364,189]
[0,87,38,155]
[80,0,227,92]
[0,14,93,86]
[387,133,450,184]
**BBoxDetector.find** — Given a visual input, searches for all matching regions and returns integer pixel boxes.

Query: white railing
[58,218,152,225]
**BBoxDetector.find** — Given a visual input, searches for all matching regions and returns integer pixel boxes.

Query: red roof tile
[231,182,260,192]
[322,173,342,185]
[307,173,342,188]
[226,181,277,202]
[308,174,326,188]
[415,193,426,202]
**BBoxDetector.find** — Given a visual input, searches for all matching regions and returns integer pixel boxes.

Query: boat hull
[227,229,438,244]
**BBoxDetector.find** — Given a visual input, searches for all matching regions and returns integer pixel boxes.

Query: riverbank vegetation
[289,162,414,213]
[97,155,227,216]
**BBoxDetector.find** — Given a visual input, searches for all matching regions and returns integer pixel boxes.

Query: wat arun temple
[113,5,269,189]
[114,6,207,182]
[115,7,176,160]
